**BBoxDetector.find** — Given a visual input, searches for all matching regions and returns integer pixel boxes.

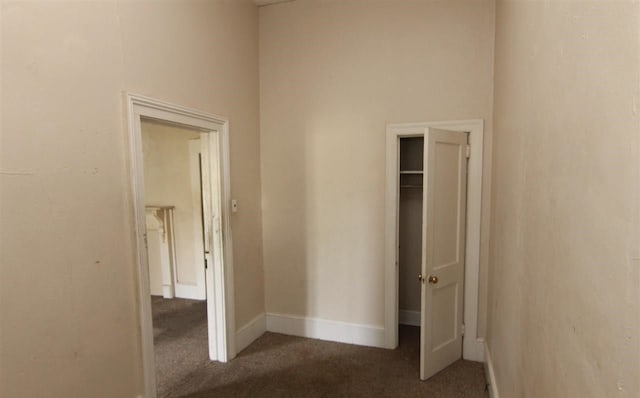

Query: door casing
[125,92,235,398]
[384,119,485,363]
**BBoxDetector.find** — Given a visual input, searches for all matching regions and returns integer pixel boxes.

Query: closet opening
[386,120,486,379]
[397,137,424,362]
[396,129,470,380]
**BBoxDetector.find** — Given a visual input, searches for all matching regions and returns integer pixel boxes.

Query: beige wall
[487,1,640,396]
[259,0,495,329]
[0,1,264,397]
[142,120,203,293]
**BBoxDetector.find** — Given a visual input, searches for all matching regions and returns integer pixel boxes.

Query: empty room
[1,1,639,398]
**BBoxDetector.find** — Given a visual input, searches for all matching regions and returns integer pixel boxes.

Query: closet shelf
[399,170,423,174]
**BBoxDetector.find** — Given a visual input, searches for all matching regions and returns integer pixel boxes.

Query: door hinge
[143,233,148,249]
[465,145,471,159]
[461,323,466,336]
[204,258,208,269]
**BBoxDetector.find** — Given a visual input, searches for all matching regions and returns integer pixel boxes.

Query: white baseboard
[266,312,386,348]
[484,341,500,398]
[174,284,206,300]
[398,309,420,326]
[463,336,485,362]
[161,285,174,299]
[235,313,266,354]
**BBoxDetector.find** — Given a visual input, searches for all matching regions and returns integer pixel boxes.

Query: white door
[200,131,229,361]
[180,139,206,300]
[420,128,468,380]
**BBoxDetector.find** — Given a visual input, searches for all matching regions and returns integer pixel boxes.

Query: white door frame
[385,119,484,362]
[125,92,236,398]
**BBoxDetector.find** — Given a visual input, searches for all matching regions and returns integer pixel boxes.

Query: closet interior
[398,137,424,333]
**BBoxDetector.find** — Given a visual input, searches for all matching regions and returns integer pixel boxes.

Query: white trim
[484,341,500,398]
[399,310,421,327]
[184,139,206,300]
[266,313,386,348]
[173,285,205,301]
[161,285,174,299]
[254,0,294,6]
[125,92,235,398]
[220,119,236,361]
[385,119,485,362]
[165,209,177,299]
[235,313,267,354]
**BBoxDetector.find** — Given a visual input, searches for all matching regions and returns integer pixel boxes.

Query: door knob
[428,275,439,284]
[418,274,425,283]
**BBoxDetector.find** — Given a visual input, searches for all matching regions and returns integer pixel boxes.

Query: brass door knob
[428,275,439,284]
[418,274,425,283]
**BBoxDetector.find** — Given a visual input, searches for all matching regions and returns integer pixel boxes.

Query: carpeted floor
[152,297,488,398]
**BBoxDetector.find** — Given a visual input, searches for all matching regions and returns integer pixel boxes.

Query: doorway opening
[397,136,424,372]
[397,130,469,379]
[385,120,485,380]
[126,93,235,398]
[141,119,209,396]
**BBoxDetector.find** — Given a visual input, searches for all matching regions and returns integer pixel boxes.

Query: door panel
[420,128,468,380]
[201,130,229,361]
[200,132,218,360]
[433,142,461,267]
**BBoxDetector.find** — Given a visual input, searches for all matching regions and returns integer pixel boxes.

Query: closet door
[420,128,468,380]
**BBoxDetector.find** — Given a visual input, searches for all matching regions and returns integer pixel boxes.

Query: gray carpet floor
[152,297,488,398]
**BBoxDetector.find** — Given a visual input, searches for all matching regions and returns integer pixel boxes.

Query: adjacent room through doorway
[126,93,235,398]
[141,119,211,397]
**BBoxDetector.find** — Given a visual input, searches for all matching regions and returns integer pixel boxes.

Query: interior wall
[141,120,203,296]
[487,1,640,396]
[259,0,495,331]
[0,1,263,397]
